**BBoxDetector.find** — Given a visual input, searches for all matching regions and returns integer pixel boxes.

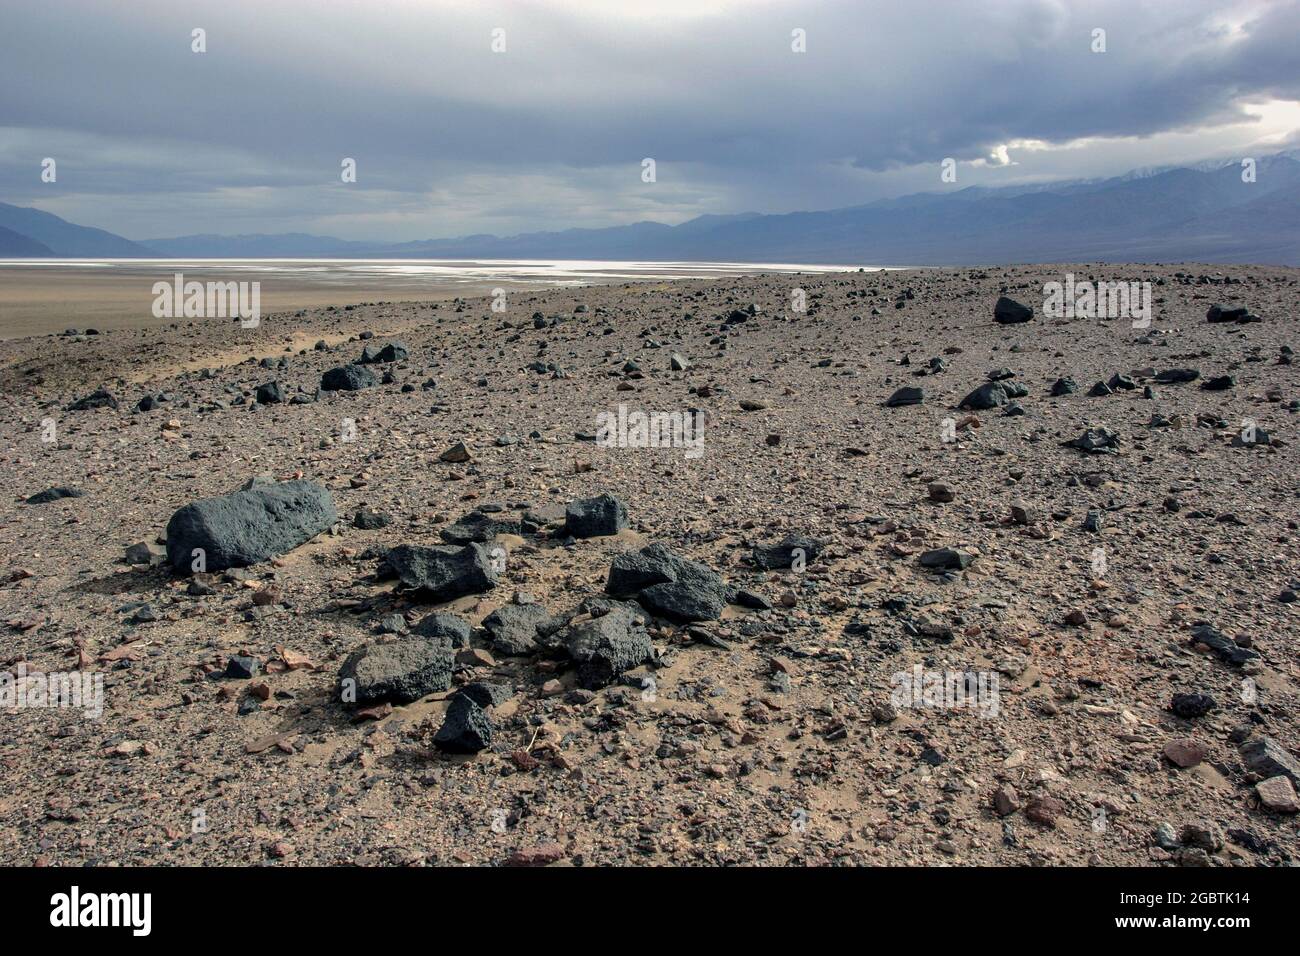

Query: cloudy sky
[2,0,1299,241]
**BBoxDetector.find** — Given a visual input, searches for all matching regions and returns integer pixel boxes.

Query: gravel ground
[1,263,1297,866]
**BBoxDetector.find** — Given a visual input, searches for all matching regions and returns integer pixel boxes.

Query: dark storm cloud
[1,0,1297,239]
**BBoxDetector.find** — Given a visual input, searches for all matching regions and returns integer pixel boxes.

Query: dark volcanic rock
[1170,692,1217,719]
[66,387,119,411]
[164,479,337,573]
[885,386,924,407]
[439,442,472,463]
[124,541,164,565]
[360,340,410,363]
[640,567,727,622]
[321,364,378,391]
[26,487,85,505]
[993,297,1033,324]
[733,588,773,610]
[361,341,410,363]
[411,611,472,649]
[1201,375,1235,391]
[607,542,682,593]
[607,543,728,622]
[918,548,974,571]
[1206,304,1258,324]
[458,681,513,708]
[255,381,285,404]
[433,694,492,753]
[482,601,558,656]
[751,535,825,570]
[224,655,259,679]
[959,382,1008,410]
[383,543,499,602]
[440,510,522,544]
[1240,736,1300,785]
[1067,427,1120,452]
[1049,377,1077,396]
[564,493,629,538]
[353,508,392,530]
[1154,368,1200,384]
[562,604,654,689]
[1189,624,1260,666]
[521,503,566,534]
[340,639,453,705]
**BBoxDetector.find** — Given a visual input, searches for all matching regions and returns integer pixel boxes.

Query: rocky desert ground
[1,264,1297,867]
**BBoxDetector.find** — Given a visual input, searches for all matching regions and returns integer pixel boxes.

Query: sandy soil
[0,264,1297,867]
[0,265,559,339]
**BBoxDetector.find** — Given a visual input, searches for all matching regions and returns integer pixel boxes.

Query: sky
[2,0,1299,242]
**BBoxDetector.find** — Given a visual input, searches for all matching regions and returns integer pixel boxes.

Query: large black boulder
[377,341,410,363]
[411,611,472,649]
[165,479,336,573]
[959,382,1008,410]
[564,493,629,538]
[359,340,411,364]
[561,604,653,689]
[993,297,1033,324]
[383,543,499,602]
[339,639,453,706]
[482,601,559,656]
[433,694,493,753]
[255,381,285,404]
[321,364,378,391]
[607,542,681,594]
[918,548,974,571]
[751,535,824,570]
[606,543,727,623]
[458,682,513,708]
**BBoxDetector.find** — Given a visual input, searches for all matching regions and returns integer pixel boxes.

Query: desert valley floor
[0,264,1297,866]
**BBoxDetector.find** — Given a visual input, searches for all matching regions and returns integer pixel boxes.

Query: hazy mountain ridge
[0,202,156,257]
[3,154,1297,265]
[0,225,54,257]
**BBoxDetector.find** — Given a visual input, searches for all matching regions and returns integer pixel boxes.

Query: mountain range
[3,153,1298,265]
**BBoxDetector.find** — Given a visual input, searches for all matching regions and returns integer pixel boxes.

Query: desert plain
[0,263,1297,866]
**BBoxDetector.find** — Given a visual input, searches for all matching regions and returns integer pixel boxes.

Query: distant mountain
[142,232,377,258]
[0,202,155,257]
[0,225,54,256]
[5,153,1298,264]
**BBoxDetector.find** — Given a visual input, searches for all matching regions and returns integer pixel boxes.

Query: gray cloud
[2,0,1298,240]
